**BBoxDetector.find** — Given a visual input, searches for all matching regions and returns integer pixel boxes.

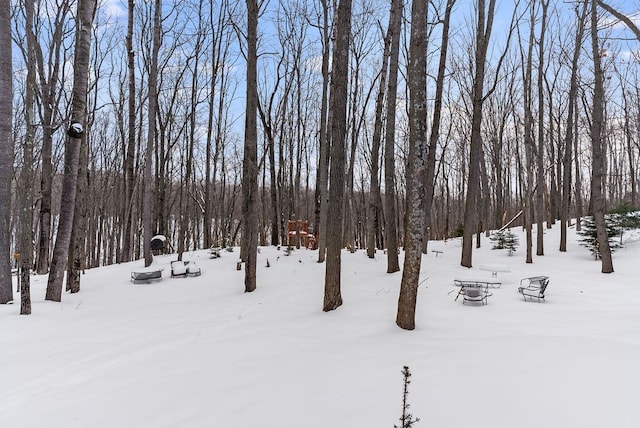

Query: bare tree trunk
[241,0,259,292]
[122,0,136,263]
[67,138,88,293]
[143,0,161,268]
[522,1,535,264]
[560,3,587,251]
[589,0,613,273]
[323,0,352,312]
[461,0,496,268]
[384,0,402,273]
[0,0,13,304]
[396,0,427,331]
[17,0,38,312]
[535,0,548,256]
[315,0,331,263]
[423,0,455,253]
[46,0,97,301]
[35,3,72,274]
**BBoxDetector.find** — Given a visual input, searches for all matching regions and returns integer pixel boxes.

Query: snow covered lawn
[2,225,639,427]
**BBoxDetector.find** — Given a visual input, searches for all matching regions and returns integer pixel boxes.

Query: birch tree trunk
[45,0,97,301]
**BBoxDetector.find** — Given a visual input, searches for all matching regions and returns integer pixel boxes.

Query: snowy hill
[2,224,639,427]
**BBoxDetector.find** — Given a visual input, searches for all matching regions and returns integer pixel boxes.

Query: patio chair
[462,285,490,305]
[186,261,201,277]
[518,276,549,302]
[171,261,188,278]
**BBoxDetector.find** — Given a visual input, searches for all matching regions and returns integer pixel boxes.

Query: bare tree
[45,0,97,301]
[535,0,548,256]
[18,0,38,313]
[560,2,588,252]
[461,0,498,268]
[589,0,613,273]
[241,0,259,292]
[0,0,13,304]
[143,0,162,268]
[366,1,395,259]
[34,1,74,275]
[423,0,456,252]
[396,0,427,331]
[323,0,352,312]
[121,0,136,262]
[314,0,331,263]
[383,0,402,273]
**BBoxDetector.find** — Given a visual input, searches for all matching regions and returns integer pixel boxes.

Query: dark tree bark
[383,0,402,273]
[560,3,587,251]
[67,138,88,293]
[314,0,331,263]
[423,0,455,253]
[396,0,427,331]
[597,1,640,41]
[241,0,259,292]
[535,0,548,256]
[18,0,37,313]
[143,0,161,268]
[0,0,13,304]
[122,0,136,263]
[461,0,497,268]
[589,0,613,273]
[45,0,97,301]
[35,2,73,274]
[323,0,352,312]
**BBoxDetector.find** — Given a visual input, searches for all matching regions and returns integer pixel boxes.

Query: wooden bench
[131,270,163,283]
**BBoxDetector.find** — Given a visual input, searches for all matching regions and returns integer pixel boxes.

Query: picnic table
[479,263,510,278]
[453,278,497,303]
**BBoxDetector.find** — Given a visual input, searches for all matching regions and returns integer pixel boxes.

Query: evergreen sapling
[394,366,419,428]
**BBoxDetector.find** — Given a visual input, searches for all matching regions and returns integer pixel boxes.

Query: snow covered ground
[2,224,639,428]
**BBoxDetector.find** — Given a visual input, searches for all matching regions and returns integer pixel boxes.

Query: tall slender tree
[423,0,456,252]
[19,0,38,313]
[143,0,162,268]
[323,0,352,311]
[589,0,613,273]
[314,0,331,263]
[560,2,588,252]
[241,0,259,292]
[122,0,136,263]
[461,0,498,268]
[383,0,402,274]
[396,0,427,331]
[0,0,13,304]
[45,0,97,301]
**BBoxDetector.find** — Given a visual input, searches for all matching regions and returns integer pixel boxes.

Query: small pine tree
[490,229,519,255]
[577,216,621,260]
[394,366,419,428]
